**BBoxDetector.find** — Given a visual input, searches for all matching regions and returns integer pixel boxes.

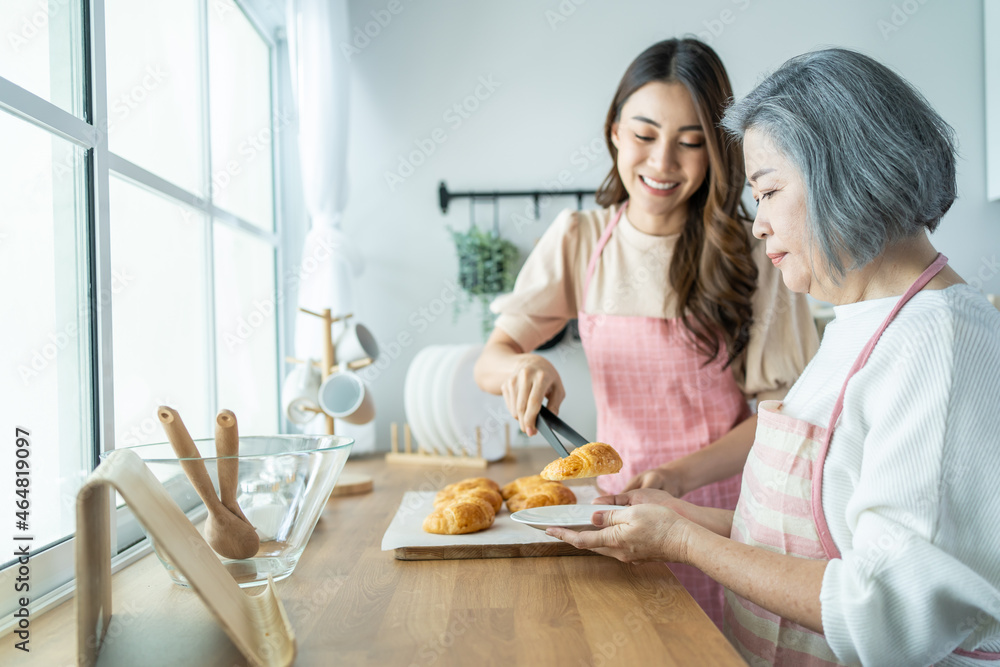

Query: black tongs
[536,405,590,458]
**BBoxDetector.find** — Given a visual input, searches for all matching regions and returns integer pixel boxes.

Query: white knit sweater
[781,284,1000,666]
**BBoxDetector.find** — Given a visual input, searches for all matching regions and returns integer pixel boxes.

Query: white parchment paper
[380,485,603,551]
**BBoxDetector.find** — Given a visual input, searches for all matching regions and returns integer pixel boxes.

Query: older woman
[547,48,1000,666]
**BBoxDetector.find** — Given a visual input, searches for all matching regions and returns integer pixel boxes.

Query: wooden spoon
[157,406,260,560]
[215,409,253,524]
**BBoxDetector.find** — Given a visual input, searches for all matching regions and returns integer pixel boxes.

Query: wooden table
[1,447,746,666]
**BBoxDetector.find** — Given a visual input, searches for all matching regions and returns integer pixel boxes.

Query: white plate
[510,504,627,531]
[448,345,513,460]
[402,347,426,451]
[403,346,442,454]
[413,345,452,453]
[428,345,469,455]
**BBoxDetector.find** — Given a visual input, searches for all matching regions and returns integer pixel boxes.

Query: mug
[335,321,379,366]
[318,370,375,425]
[282,358,322,424]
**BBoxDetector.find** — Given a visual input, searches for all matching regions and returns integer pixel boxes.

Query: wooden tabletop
[1,447,746,666]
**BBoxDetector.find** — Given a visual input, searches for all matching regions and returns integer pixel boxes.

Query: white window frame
[987,0,1000,201]
[0,0,289,632]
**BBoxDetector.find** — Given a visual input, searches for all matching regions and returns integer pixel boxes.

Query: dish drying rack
[385,422,514,469]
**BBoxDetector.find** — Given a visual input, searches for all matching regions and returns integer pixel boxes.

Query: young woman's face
[611,81,710,228]
[743,129,816,294]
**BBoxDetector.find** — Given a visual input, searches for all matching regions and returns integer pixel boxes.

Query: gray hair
[721,48,957,279]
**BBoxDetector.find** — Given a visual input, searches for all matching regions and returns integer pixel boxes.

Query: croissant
[434,485,503,513]
[440,478,500,496]
[501,475,576,513]
[506,484,576,513]
[541,442,622,480]
[422,495,496,534]
[459,477,501,493]
[500,475,546,500]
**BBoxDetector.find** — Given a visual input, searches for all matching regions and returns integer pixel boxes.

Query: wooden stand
[285,309,374,436]
[76,449,295,667]
[286,309,374,495]
[384,422,515,468]
[330,472,375,497]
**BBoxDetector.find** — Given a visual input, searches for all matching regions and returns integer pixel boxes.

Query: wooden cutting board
[395,540,598,560]
[382,488,603,560]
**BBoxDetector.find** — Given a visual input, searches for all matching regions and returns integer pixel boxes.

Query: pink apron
[577,202,750,628]
[725,253,1000,665]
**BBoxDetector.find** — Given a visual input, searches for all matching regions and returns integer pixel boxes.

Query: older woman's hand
[545,504,691,564]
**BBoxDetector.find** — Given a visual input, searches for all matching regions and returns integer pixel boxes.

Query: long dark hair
[595,38,756,368]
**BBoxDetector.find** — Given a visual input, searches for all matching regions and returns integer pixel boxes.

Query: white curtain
[286,0,374,453]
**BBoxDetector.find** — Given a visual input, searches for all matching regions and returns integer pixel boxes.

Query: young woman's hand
[594,489,733,537]
[622,465,686,497]
[500,355,565,436]
[594,487,677,507]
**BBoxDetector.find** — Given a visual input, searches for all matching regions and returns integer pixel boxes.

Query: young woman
[549,48,1000,666]
[474,38,818,627]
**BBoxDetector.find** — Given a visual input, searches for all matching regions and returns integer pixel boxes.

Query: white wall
[291,0,1000,450]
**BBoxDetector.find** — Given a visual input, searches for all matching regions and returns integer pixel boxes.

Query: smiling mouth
[640,175,679,191]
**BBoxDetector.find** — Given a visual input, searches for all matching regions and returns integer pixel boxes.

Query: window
[0,0,283,623]
[0,93,92,551]
[0,0,86,117]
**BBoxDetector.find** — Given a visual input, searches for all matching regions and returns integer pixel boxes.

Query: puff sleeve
[490,209,583,353]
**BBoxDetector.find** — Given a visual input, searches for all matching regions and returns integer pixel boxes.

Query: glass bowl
[104,434,353,588]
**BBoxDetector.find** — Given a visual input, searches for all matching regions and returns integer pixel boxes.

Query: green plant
[449,226,519,339]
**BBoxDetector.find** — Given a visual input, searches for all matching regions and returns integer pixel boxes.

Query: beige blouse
[491,204,819,400]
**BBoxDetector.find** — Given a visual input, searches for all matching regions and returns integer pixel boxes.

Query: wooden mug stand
[285,308,374,436]
[286,308,375,496]
[384,422,515,468]
[76,449,295,667]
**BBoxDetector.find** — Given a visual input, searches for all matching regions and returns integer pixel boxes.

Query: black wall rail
[438,181,597,218]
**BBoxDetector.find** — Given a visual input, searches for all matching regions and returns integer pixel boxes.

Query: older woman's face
[744,129,816,294]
